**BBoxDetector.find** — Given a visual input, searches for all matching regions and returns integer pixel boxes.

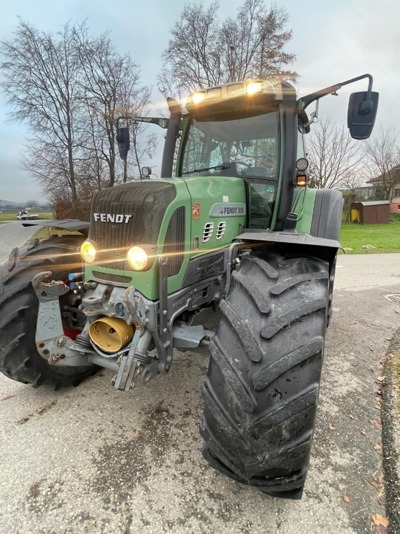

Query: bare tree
[25,200,38,209]
[73,24,154,187]
[127,122,156,180]
[22,133,79,200]
[307,117,362,190]
[158,0,296,97]
[118,79,157,181]
[159,2,220,97]
[1,19,156,217]
[220,0,296,81]
[363,127,400,200]
[1,20,84,215]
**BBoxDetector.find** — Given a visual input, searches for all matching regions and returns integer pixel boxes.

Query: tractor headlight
[296,158,309,172]
[127,246,148,271]
[192,92,206,105]
[80,240,97,264]
[246,82,263,95]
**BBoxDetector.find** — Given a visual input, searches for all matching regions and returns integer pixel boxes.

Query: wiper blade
[182,164,231,175]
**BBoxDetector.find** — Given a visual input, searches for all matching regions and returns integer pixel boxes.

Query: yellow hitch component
[89,317,134,353]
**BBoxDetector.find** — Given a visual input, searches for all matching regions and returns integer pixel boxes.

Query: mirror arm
[117,116,169,129]
[299,73,374,110]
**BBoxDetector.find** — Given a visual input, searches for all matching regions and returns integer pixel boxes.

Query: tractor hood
[88,181,176,270]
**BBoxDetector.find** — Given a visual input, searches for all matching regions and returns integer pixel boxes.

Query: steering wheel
[219,162,239,176]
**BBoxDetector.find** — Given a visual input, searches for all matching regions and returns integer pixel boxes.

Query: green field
[0,212,53,223]
[340,220,400,254]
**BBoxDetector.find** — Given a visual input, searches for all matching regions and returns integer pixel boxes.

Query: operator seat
[243,166,269,178]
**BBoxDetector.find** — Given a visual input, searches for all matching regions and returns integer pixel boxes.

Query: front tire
[0,236,96,388]
[201,252,329,498]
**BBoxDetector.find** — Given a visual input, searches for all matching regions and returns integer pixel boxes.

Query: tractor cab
[176,80,295,229]
[180,81,281,230]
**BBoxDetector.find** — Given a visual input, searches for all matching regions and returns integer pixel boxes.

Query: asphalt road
[0,224,399,533]
[0,221,41,261]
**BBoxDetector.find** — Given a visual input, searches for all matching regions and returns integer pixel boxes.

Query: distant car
[16,210,39,220]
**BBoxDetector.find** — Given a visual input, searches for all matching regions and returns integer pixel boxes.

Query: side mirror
[141,166,152,179]
[116,126,130,160]
[347,91,379,140]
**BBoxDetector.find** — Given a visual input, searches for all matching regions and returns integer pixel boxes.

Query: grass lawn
[340,220,400,254]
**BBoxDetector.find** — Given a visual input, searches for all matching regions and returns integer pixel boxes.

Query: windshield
[180,112,279,180]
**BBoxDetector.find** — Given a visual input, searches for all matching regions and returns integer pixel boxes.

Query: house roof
[352,201,390,206]
[367,164,400,184]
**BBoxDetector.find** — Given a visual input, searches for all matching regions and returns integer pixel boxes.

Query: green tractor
[0,74,378,498]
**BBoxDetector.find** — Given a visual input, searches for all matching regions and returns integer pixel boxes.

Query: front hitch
[32,272,159,390]
[32,271,90,367]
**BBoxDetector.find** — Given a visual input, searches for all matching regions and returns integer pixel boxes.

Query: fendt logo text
[93,213,132,223]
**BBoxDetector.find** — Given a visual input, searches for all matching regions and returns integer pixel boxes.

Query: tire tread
[0,236,95,388]
[201,252,329,498]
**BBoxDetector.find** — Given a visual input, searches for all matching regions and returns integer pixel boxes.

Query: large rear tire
[0,236,96,388]
[201,252,329,498]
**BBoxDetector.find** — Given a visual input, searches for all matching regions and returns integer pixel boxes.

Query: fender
[237,230,340,249]
[21,218,90,235]
[236,229,340,275]
[237,189,344,271]
[307,189,344,242]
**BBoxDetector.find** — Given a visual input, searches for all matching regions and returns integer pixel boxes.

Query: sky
[0,0,398,203]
